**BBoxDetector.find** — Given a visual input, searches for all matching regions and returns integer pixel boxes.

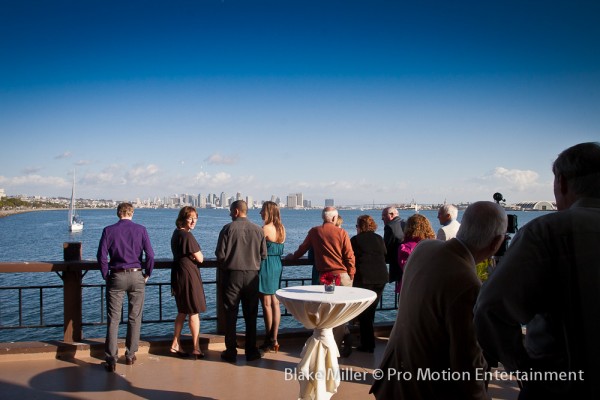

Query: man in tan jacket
[371,201,506,399]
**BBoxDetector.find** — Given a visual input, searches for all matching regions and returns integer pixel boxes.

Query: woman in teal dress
[258,201,286,352]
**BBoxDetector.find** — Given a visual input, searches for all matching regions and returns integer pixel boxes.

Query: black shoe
[221,350,237,363]
[246,349,264,361]
[170,348,190,358]
[355,346,374,353]
[343,333,353,347]
[340,345,353,358]
[104,362,116,372]
[126,355,137,365]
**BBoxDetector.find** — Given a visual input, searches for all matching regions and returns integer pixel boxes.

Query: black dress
[351,231,388,351]
[170,229,206,314]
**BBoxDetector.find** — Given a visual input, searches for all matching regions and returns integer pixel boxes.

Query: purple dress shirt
[97,219,155,280]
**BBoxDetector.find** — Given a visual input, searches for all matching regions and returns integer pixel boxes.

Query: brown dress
[170,229,206,314]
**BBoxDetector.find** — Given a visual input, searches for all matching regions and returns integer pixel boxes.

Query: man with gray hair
[436,204,461,241]
[371,201,506,399]
[381,206,405,283]
[287,206,356,356]
[474,142,600,399]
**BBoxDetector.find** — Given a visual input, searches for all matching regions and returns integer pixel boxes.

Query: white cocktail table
[276,285,377,400]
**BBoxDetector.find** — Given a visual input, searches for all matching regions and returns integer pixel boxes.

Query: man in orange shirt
[286,206,355,356]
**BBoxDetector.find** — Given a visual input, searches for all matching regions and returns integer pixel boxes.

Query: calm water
[0,207,552,342]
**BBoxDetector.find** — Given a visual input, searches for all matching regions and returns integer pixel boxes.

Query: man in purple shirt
[97,202,154,372]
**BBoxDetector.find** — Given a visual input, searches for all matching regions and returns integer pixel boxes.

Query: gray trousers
[105,270,146,364]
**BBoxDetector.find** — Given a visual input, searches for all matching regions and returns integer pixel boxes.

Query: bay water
[0,207,552,342]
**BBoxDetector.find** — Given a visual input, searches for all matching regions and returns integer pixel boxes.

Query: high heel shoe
[271,341,280,353]
[170,347,190,358]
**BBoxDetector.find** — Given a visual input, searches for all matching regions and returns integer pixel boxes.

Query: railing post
[216,267,226,334]
[62,242,83,342]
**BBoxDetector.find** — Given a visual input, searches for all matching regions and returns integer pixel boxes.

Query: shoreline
[0,208,65,219]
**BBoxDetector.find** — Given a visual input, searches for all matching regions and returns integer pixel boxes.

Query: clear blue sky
[1,0,598,206]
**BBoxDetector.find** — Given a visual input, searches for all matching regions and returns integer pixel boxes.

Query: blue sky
[1,0,598,206]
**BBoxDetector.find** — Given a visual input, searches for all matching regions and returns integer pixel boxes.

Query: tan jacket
[371,238,488,400]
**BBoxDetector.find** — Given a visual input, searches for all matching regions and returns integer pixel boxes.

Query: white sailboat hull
[69,221,84,232]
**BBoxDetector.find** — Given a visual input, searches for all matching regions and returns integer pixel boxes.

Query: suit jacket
[384,217,405,282]
[371,239,488,400]
[437,219,461,241]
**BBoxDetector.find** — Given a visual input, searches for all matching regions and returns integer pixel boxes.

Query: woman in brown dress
[170,206,206,359]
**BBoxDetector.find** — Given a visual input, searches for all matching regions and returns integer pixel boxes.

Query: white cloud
[194,171,232,187]
[125,164,161,186]
[2,174,68,187]
[204,153,239,165]
[483,167,540,191]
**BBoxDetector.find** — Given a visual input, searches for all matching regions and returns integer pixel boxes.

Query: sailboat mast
[69,172,75,224]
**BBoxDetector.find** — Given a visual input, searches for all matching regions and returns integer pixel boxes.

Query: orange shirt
[292,222,355,278]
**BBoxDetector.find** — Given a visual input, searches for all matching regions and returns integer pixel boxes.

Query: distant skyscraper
[246,195,253,209]
[287,194,297,208]
[325,198,334,207]
[220,192,228,208]
[295,193,303,208]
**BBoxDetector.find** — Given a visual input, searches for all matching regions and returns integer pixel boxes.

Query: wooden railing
[0,242,398,343]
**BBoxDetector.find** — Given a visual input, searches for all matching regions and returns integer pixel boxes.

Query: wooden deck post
[62,242,83,342]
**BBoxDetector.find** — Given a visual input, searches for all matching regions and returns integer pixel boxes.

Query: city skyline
[1,1,598,205]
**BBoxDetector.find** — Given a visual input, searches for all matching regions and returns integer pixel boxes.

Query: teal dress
[258,241,284,294]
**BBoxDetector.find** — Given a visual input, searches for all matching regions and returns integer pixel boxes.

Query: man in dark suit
[381,206,405,284]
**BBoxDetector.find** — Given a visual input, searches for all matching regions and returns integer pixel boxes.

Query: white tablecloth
[276,285,377,400]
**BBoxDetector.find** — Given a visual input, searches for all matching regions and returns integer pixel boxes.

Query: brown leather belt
[111,268,142,274]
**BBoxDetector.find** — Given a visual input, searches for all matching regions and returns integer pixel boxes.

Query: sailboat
[68,173,83,232]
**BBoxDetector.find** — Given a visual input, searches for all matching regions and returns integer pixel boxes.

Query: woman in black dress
[351,214,388,353]
[170,206,206,359]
